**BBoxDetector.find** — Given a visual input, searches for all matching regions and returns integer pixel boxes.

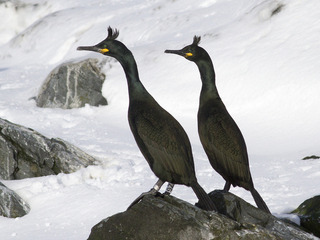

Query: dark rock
[292,195,320,238]
[0,182,30,218]
[87,191,316,240]
[208,190,317,239]
[0,117,98,180]
[0,135,16,179]
[207,190,272,225]
[271,4,285,17]
[302,155,320,160]
[36,58,107,109]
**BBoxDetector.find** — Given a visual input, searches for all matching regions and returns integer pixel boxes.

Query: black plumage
[77,27,217,211]
[165,36,270,213]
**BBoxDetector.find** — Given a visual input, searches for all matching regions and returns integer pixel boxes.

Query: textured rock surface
[36,58,107,109]
[292,195,320,238]
[0,182,30,218]
[208,190,317,240]
[87,191,317,240]
[0,117,98,180]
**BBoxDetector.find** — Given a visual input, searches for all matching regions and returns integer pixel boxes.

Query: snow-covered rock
[292,195,320,238]
[0,118,98,179]
[0,182,30,218]
[36,58,108,109]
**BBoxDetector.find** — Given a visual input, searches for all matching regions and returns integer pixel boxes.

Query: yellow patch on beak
[185,52,193,57]
[99,48,109,54]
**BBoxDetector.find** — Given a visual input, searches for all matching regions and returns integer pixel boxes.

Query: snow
[0,0,320,239]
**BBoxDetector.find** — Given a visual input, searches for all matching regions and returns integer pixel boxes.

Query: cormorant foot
[127,188,158,210]
[127,179,165,210]
[155,191,165,198]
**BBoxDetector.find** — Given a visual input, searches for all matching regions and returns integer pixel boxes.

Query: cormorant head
[77,27,127,60]
[165,36,206,62]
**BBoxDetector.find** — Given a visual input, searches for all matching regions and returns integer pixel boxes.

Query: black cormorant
[165,36,270,213]
[77,28,217,211]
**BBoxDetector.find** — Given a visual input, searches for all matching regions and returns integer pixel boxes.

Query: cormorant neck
[116,49,147,98]
[195,57,220,100]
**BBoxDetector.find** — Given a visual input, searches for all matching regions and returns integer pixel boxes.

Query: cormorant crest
[107,27,119,40]
[192,36,201,46]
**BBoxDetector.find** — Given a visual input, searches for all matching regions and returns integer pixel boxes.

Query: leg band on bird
[164,183,174,195]
[153,179,164,191]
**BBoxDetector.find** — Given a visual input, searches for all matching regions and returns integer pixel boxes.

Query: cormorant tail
[250,187,271,213]
[191,182,217,211]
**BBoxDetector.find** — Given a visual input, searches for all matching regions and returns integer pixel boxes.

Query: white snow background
[1,0,320,239]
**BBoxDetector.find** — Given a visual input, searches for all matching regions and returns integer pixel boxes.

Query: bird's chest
[128,102,165,133]
[198,100,227,143]
[198,99,219,126]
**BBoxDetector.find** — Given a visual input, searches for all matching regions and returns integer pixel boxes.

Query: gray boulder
[36,58,108,109]
[87,191,317,240]
[292,195,320,238]
[0,117,98,180]
[0,182,30,218]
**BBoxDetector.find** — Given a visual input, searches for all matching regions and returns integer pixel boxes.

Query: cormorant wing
[200,102,251,183]
[130,105,195,184]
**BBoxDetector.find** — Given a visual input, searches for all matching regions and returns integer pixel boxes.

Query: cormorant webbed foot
[127,179,164,210]
[127,188,158,210]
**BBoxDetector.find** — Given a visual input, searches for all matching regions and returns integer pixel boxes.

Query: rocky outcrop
[0,118,98,180]
[302,155,320,160]
[88,191,317,240]
[292,195,320,238]
[0,182,30,218]
[36,58,108,109]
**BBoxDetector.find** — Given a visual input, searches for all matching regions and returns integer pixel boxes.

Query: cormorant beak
[165,49,184,56]
[165,49,192,58]
[77,46,109,54]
